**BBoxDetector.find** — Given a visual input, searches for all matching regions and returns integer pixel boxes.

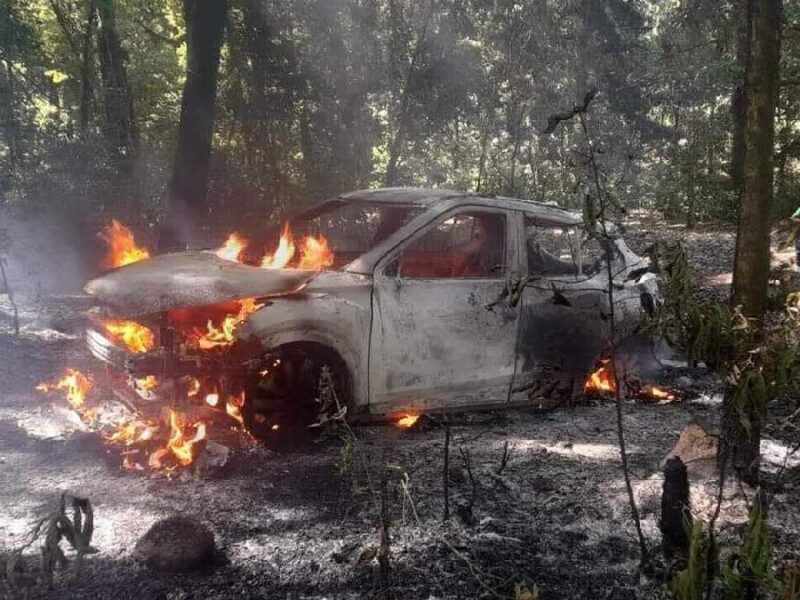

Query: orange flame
[261,223,296,269]
[584,359,617,394]
[104,418,158,446]
[187,377,201,397]
[36,368,92,410]
[259,223,333,270]
[148,410,206,469]
[104,319,155,353]
[216,232,248,262]
[122,452,146,471]
[645,385,675,401]
[99,219,150,269]
[298,234,334,270]
[396,414,419,428]
[226,392,245,426]
[195,298,262,350]
[135,375,158,391]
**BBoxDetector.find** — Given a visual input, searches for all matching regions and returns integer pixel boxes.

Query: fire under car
[84,187,660,438]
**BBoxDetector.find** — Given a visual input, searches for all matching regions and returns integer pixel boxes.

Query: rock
[674,376,694,389]
[133,515,216,573]
[662,421,718,480]
[202,441,230,469]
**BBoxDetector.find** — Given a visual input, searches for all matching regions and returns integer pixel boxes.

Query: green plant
[671,520,709,600]
[721,491,780,599]
[3,493,96,593]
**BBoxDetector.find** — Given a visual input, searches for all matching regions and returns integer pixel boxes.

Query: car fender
[237,293,371,408]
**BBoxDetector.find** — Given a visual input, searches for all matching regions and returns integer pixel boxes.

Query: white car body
[86,188,658,420]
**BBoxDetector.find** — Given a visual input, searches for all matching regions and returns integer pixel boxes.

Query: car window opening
[398,212,506,279]
[525,215,605,278]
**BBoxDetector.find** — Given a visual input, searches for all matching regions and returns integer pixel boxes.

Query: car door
[510,212,612,403]
[369,206,522,414]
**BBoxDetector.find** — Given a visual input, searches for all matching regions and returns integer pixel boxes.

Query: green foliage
[721,492,780,599]
[0,0,798,233]
[644,243,742,371]
[650,246,800,399]
[670,520,709,600]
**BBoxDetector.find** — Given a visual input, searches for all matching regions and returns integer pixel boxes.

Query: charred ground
[0,226,799,600]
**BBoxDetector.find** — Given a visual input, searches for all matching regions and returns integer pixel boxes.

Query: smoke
[0,210,88,302]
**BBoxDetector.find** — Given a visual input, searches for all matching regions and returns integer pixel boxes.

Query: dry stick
[0,254,20,336]
[577,111,648,564]
[497,440,514,475]
[323,369,378,503]
[706,442,729,599]
[459,446,477,521]
[443,420,451,522]
[378,464,391,598]
[398,478,507,599]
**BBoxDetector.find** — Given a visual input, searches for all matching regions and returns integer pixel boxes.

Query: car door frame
[367,204,524,415]
[509,211,615,403]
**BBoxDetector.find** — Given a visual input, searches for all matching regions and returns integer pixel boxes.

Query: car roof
[339,187,583,225]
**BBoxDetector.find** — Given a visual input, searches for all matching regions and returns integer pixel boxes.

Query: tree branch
[541,88,598,134]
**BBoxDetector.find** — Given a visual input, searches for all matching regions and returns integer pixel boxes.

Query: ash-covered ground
[1,226,799,600]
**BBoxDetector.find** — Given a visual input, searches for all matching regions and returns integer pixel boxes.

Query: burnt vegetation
[2,0,800,599]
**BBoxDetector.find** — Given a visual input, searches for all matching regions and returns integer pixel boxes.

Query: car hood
[84,251,315,317]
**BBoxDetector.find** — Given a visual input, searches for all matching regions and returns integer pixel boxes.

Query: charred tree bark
[731,0,782,318]
[443,422,450,522]
[721,385,762,486]
[96,0,136,164]
[79,0,97,133]
[660,457,692,565]
[160,0,228,251]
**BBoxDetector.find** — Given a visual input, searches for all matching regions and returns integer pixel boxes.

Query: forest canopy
[1,0,799,235]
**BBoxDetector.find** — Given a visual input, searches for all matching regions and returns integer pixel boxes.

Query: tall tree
[731,0,782,318]
[96,0,136,163]
[78,0,96,133]
[160,0,228,251]
[383,0,436,187]
[730,0,753,190]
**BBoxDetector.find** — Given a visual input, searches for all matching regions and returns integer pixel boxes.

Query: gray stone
[133,515,216,573]
[662,421,718,480]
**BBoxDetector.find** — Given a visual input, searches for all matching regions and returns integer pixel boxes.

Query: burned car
[84,188,658,437]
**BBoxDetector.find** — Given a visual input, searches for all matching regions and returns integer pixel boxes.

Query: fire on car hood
[84,250,314,317]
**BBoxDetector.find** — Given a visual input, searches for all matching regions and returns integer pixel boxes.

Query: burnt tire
[241,346,348,444]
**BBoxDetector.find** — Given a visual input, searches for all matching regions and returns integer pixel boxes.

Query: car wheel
[241,345,348,443]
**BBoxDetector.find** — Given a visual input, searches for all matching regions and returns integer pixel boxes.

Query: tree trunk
[384,0,435,187]
[731,0,782,318]
[720,385,762,486]
[660,457,692,565]
[685,148,697,229]
[79,0,97,133]
[729,0,753,191]
[96,0,136,164]
[0,60,19,177]
[160,0,228,251]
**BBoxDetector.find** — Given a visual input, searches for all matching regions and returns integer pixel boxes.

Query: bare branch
[541,88,598,134]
